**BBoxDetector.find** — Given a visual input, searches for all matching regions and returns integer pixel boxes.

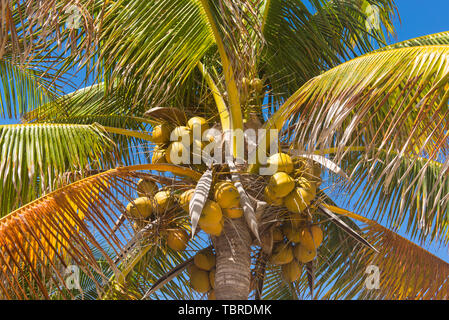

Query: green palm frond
[329,146,449,245]
[0,123,121,216]
[0,57,57,118]
[261,0,397,102]
[376,31,449,52]
[93,0,216,106]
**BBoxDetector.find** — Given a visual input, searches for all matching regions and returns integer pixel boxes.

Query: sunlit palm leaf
[322,205,449,300]
[261,0,396,102]
[0,164,202,299]
[0,123,120,216]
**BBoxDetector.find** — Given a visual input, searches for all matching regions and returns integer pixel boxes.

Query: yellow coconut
[187,117,209,135]
[167,229,189,251]
[190,265,211,293]
[268,172,295,197]
[126,197,153,219]
[267,153,294,174]
[209,268,216,289]
[223,207,244,219]
[151,123,171,144]
[198,200,223,225]
[166,141,190,165]
[293,244,316,263]
[282,224,301,243]
[136,179,158,197]
[270,243,294,265]
[282,260,302,283]
[153,190,174,214]
[200,219,224,237]
[179,189,195,213]
[298,225,323,250]
[264,186,284,206]
[214,181,240,209]
[272,227,284,242]
[171,126,192,144]
[284,187,314,213]
[151,147,166,164]
[194,249,216,271]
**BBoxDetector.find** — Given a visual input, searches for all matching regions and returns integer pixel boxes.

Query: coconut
[282,224,301,243]
[272,227,284,242]
[209,268,216,288]
[151,123,171,144]
[223,207,244,219]
[166,141,190,165]
[187,117,209,135]
[267,153,294,174]
[284,187,314,213]
[293,244,316,263]
[214,181,240,209]
[298,225,323,250]
[200,219,224,237]
[151,147,166,164]
[167,229,189,251]
[179,189,195,213]
[194,249,216,271]
[268,172,295,197]
[136,179,158,197]
[282,260,302,282]
[198,200,223,226]
[264,186,284,206]
[153,190,174,214]
[270,242,294,265]
[171,126,192,144]
[190,265,211,293]
[126,197,153,219]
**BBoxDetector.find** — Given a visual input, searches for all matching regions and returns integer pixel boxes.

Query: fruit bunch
[188,249,216,299]
[150,116,211,165]
[270,224,324,282]
[263,152,321,216]
[126,179,191,251]
[176,180,243,237]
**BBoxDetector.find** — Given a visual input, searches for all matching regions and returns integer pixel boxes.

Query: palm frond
[261,0,397,102]
[0,123,120,216]
[0,57,57,118]
[264,45,449,242]
[0,164,201,299]
[376,31,449,52]
[323,205,449,300]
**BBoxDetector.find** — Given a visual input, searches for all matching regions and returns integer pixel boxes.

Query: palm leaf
[0,123,120,216]
[0,164,201,299]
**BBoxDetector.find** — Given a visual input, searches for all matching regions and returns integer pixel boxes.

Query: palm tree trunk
[214,217,252,300]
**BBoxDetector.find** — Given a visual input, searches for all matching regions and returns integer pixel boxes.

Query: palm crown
[0,0,449,300]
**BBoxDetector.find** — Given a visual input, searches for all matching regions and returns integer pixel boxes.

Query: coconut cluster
[270,224,324,282]
[188,248,216,299]
[150,116,211,165]
[263,152,321,216]
[126,179,191,252]
[177,180,243,237]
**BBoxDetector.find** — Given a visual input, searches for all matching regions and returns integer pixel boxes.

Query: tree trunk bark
[214,217,252,300]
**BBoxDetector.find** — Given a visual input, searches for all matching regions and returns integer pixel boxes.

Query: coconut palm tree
[1,0,449,300]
